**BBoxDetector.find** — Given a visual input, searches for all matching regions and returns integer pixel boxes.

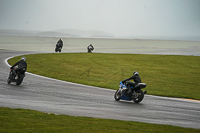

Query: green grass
[5,53,200,132]
[0,107,199,133]
[8,53,200,100]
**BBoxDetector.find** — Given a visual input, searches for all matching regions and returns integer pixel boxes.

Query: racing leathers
[122,74,141,94]
[56,39,63,48]
[10,60,27,75]
[87,44,94,53]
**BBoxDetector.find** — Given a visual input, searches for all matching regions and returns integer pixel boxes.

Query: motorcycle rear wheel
[16,76,23,86]
[114,89,121,101]
[133,90,144,103]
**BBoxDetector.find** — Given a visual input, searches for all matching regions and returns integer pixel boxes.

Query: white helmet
[21,57,26,61]
[133,71,139,75]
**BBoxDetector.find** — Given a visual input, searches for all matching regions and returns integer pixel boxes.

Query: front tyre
[133,90,144,103]
[7,77,11,84]
[114,89,121,101]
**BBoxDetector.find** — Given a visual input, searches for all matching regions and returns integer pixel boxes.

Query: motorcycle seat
[135,83,146,89]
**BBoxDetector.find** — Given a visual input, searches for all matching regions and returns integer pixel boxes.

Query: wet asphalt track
[0,50,200,129]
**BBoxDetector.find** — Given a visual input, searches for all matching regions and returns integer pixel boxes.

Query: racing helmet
[133,71,139,75]
[21,57,26,61]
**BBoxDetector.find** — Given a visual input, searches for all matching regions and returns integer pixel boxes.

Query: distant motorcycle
[7,67,26,86]
[55,43,63,52]
[114,81,147,103]
[87,44,94,53]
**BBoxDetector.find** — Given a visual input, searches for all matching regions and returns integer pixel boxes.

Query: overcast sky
[0,0,200,40]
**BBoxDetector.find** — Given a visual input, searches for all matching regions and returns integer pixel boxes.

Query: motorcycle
[87,46,94,53]
[114,81,147,103]
[55,43,63,52]
[7,67,26,86]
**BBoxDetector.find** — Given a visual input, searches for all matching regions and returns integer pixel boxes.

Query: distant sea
[0,29,200,42]
[0,36,200,56]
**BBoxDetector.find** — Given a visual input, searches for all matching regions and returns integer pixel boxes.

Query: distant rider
[122,71,141,94]
[56,38,63,48]
[10,57,27,75]
[87,44,94,53]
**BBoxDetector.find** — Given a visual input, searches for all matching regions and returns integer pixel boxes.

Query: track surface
[0,50,200,129]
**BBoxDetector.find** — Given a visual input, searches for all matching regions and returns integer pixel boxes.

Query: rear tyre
[133,90,144,103]
[16,76,23,86]
[114,89,121,101]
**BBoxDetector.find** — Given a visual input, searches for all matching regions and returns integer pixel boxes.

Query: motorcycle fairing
[121,93,131,100]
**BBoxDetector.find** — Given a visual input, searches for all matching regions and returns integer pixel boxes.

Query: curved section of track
[0,50,200,129]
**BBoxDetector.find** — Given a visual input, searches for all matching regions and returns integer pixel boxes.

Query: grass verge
[5,53,200,132]
[0,107,199,133]
[8,53,200,100]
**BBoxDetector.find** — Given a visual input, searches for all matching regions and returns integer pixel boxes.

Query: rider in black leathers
[122,71,141,94]
[87,44,94,53]
[56,38,63,48]
[10,57,27,75]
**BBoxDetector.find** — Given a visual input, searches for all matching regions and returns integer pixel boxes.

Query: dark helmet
[133,71,139,75]
[21,57,26,61]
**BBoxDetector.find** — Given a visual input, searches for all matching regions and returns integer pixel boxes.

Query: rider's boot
[126,85,132,96]
[132,90,136,96]
[127,89,131,94]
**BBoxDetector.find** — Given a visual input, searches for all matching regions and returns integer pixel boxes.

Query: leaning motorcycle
[7,67,26,86]
[87,46,94,53]
[55,43,63,52]
[114,81,147,103]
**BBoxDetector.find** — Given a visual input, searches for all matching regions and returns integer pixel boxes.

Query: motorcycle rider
[122,71,141,95]
[87,44,94,53]
[10,57,27,76]
[56,38,63,48]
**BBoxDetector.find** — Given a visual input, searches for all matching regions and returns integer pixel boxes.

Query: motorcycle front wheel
[114,89,121,101]
[133,90,144,103]
[7,77,11,84]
